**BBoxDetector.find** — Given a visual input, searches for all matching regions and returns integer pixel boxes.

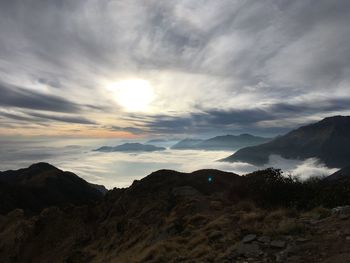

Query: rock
[332,205,350,215]
[257,236,271,244]
[7,209,24,218]
[296,238,309,243]
[339,214,349,220]
[270,240,286,249]
[242,234,257,243]
[236,243,262,258]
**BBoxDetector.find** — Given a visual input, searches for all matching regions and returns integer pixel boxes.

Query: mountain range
[223,116,350,168]
[171,134,271,150]
[94,142,166,152]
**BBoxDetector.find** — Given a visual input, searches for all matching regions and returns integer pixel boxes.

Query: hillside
[223,116,350,168]
[0,163,104,214]
[171,134,271,151]
[1,164,350,262]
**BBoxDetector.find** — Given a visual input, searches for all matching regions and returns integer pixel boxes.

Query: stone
[296,238,309,243]
[339,214,349,220]
[236,243,262,258]
[270,240,286,249]
[242,234,257,243]
[7,209,24,218]
[258,236,271,244]
[332,206,350,215]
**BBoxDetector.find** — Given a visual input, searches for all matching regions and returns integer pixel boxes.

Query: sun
[107,79,154,112]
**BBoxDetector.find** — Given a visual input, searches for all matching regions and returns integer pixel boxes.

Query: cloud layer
[0,0,350,137]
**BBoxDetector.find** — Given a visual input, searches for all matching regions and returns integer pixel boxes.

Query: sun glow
[107,79,154,112]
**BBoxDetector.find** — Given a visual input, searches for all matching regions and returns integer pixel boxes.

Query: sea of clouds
[0,138,339,189]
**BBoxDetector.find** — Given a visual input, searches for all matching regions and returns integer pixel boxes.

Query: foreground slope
[223,116,350,168]
[1,164,350,262]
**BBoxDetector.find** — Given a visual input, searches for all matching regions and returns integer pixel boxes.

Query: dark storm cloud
[0,82,80,113]
[268,98,350,116]
[137,97,350,135]
[0,112,36,122]
[0,110,96,125]
[27,112,96,125]
[135,109,274,134]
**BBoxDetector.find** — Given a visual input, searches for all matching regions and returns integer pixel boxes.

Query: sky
[1,0,350,139]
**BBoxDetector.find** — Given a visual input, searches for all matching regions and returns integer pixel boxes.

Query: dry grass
[234,200,256,212]
[302,206,331,220]
[263,218,305,236]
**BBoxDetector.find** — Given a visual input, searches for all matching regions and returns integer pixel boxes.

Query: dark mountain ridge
[171,134,271,150]
[171,138,204,149]
[223,116,350,168]
[0,163,104,214]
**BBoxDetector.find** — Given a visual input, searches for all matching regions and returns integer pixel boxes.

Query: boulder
[271,240,286,249]
[236,243,262,257]
[257,236,271,244]
[242,234,257,243]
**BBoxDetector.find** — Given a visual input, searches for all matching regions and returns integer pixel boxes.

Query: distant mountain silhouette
[0,163,104,214]
[94,142,165,152]
[171,138,204,149]
[171,134,271,150]
[146,139,167,143]
[223,116,350,168]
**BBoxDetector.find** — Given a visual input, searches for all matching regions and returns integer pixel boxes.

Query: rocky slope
[1,164,350,262]
[223,116,350,168]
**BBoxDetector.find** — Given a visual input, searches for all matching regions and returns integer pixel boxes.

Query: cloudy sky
[1,0,350,138]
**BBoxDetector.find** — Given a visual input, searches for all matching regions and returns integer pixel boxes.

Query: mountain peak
[223,115,350,168]
[28,162,59,171]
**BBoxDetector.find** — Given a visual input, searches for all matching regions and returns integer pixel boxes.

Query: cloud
[207,155,339,181]
[0,110,96,127]
[27,112,96,125]
[0,0,350,136]
[105,125,145,135]
[129,97,350,135]
[0,82,80,113]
